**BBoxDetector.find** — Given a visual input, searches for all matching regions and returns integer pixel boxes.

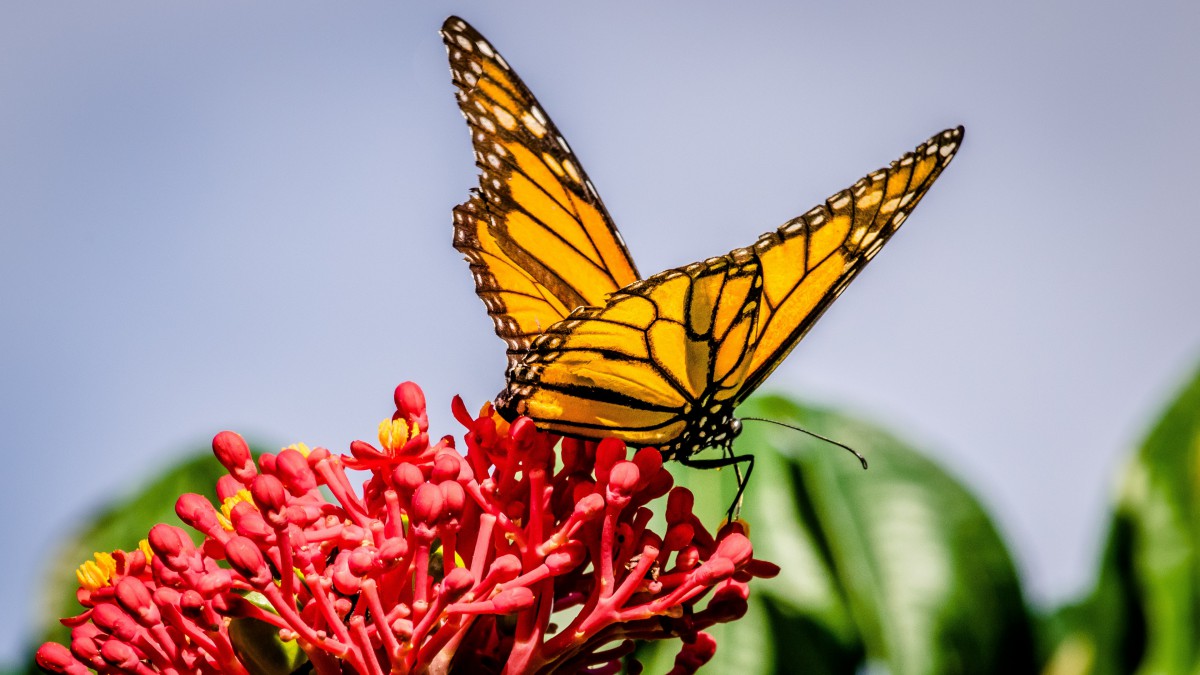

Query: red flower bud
[212,431,255,482]
[174,494,222,535]
[432,452,464,482]
[99,639,140,669]
[394,381,428,428]
[594,437,627,480]
[250,474,287,518]
[377,537,408,564]
[348,547,376,576]
[230,501,272,540]
[673,631,718,672]
[440,481,466,521]
[632,446,663,483]
[411,483,444,526]
[509,416,537,444]
[178,590,205,620]
[275,448,317,493]
[393,462,425,494]
[442,567,475,601]
[491,587,535,613]
[666,488,695,525]
[195,569,233,596]
[147,524,194,571]
[224,536,270,586]
[714,533,753,567]
[574,493,605,520]
[608,461,640,495]
[545,542,586,575]
[694,558,736,585]
[485,555,522,584]
[35,642,87,675]
[114,577,159,626]
[664,523,694,551]
[90,604,136,640]
[333,556,363,595]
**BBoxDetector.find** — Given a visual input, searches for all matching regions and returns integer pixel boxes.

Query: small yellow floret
[218,489,255,531]
[379,417,419,453]
[479,402,510,436]
[77,552,117,592]
[283,442,311,457]
[138,538,154,563]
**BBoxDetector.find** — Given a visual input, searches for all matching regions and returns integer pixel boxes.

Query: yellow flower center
[379,417,419,453]
[218,489,256,531]
[76,552,116,592]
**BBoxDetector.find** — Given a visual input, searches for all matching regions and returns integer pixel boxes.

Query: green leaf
[29,444,260,662]
[229,615,308,675]
[657,394,1035,673]
[1047,362,1200,675]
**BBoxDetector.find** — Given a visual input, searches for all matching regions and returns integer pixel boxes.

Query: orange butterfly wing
[501,128,963,458]
[443,18,964,460]
[442,17,640,372]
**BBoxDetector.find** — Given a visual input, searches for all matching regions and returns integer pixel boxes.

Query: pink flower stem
[468,512,496,580]
[347,616,385,675]
[462,481,528,549]
[359,578,403,661]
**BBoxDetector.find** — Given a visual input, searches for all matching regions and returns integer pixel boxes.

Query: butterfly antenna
[740,417,868,469]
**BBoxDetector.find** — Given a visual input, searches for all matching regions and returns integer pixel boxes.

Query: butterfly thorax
[657,398,743,462]
[495,376,743,463]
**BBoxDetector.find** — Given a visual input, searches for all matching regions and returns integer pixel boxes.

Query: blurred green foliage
[20,446,259,675]
[18,363,1200,673]
[649,396,1036,674]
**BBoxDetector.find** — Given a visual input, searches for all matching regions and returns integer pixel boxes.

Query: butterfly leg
[678,450,755,522]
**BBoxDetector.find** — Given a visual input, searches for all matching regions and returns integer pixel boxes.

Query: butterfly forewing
[452,195,574,365]
[442,17,640,371]
[737,126,963,401]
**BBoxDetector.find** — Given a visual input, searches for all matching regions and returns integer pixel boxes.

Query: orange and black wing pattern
[499,127,963,458]
[737,126,963,401]
[498,250,764,457]
[442,17,640,372]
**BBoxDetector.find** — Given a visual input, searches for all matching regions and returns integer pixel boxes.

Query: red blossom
[37,382,777,674]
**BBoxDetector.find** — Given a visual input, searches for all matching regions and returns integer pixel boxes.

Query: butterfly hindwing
[500,251,763,456]
[442,17,640,372]
[499,127,963,457]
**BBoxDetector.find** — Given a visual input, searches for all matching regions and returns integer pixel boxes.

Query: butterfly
[442,16,962,478]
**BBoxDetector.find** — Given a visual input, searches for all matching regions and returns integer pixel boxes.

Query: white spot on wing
[562,158,582,183]
[522,112,547,137]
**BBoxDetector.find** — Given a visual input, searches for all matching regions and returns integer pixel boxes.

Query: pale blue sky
[3,1,1198,661]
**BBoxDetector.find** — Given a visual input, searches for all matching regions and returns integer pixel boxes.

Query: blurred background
[2,1,1198,663]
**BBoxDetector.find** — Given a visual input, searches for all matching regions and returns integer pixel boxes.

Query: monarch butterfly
[442,17,962,477]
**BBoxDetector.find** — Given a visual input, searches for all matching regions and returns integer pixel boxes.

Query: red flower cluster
[37,383,777,674]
